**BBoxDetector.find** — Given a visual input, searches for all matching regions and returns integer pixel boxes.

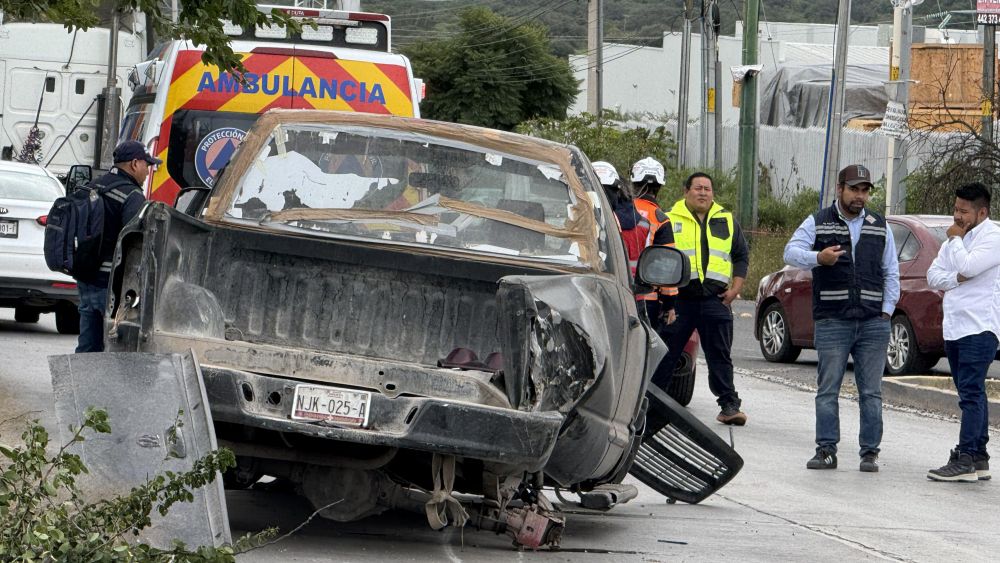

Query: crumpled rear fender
[497,274,646,485]
[497,274,624,412]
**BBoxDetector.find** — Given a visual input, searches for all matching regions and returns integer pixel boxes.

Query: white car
[0,160,79,333]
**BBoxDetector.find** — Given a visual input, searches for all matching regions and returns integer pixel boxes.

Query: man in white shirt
[926,182,1000,482]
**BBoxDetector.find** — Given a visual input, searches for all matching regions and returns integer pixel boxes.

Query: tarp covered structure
[759,64,890,128]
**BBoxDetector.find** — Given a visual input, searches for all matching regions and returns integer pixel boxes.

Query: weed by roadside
[0,407,275,562]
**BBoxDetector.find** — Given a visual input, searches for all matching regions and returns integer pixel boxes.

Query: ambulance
[118,5,422,205]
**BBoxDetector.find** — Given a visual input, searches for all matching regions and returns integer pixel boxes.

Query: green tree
[516,111,674,184]
[0,0,300,75]
[403,7,578,130]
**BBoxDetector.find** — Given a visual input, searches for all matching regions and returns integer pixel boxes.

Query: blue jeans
[76,280,107,353]
[814,316,890,457]
[944,331,998,458]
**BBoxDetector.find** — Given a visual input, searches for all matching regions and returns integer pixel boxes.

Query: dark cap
[838,164,873,187]
[113,140,162,165]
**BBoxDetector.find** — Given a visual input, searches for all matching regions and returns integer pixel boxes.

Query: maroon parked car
[755,215,953,375]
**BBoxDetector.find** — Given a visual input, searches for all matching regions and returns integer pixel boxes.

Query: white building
[569,21,982,120]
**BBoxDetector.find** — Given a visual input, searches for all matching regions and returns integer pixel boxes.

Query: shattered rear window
[225,123,600,268]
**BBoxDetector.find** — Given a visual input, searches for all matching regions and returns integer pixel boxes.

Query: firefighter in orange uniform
[626,157,677,320]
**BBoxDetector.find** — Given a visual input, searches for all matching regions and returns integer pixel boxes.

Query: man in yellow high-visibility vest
[652,171,750,425]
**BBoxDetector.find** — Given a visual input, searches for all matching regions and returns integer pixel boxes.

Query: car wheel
[886,315,938,375]
[55,303,81,335]
[14,306,41,324]
[666,355,696,406]
[758,302,802,363]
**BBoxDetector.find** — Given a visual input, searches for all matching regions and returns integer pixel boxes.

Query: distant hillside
[363,0,975,57]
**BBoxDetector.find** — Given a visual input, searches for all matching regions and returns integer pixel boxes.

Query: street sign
[879,101,909,139]
[978,0,1000,25]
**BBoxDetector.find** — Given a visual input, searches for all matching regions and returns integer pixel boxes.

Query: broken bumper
[202,367,565,471]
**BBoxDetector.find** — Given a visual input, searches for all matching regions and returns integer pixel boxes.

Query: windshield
[927,221,1000,243]
[224,123,600,268]
[0,170,63,201]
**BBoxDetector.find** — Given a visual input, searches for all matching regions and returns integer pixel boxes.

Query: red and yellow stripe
[149,49,415,203]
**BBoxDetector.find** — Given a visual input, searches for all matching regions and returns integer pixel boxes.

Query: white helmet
[631,157,665,185]
[592,161,620,187]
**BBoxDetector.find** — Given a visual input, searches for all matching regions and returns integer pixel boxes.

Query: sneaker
[976,457,991,481]
[806,448,837,470]
[716,404,747,426]
[949,447,990,481]
[928,452,978,482]
[860,453,879,473]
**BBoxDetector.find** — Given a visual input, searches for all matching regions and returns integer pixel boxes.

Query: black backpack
[44,186,108,279]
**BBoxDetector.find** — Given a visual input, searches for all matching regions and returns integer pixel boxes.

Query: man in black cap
[74,140,160,353]
[783,164,899,472]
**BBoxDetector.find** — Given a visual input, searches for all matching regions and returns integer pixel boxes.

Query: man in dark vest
[74,140,157,353]
[783,164,899,472]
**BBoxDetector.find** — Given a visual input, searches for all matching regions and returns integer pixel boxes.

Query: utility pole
[821,0,852,207]
[711,1,722,172]
[885,4,912,216]
[587,0,604,116]
[100,9,121,169]
[700,1,710,167]
[983,25,995,170]
[736,0,760,231]
[677,0,694,168]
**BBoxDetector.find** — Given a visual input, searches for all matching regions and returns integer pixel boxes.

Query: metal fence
[646,118,962,200]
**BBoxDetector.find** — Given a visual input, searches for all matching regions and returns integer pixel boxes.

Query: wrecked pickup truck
[96,110,741,548]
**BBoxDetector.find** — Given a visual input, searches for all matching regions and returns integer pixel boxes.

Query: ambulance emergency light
[255,24,288,39]
[301,25,334,42]
[222,21,243,36]
[346,27,379,46]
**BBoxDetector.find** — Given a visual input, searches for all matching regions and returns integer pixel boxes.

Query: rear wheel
[55,302,80,335]
[14,306,40,324]
[886,315,938,375]
[666,355,696,406]
[758,302,802,363]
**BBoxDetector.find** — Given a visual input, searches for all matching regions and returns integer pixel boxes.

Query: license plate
[0,219,17,238]
[291,384,371,427]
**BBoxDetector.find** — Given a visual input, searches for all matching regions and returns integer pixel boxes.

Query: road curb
[882,376,1000,426]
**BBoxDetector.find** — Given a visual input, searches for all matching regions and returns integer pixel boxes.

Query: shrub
[0,408,274,562]
[515,111,675,180]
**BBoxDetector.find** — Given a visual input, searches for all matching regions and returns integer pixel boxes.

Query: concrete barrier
[882,376,1000,426]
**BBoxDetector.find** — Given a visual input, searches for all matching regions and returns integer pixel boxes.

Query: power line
[397,0,582,79]
[433,0,579,51]
[470,34,667,85]
[387,0,474,21]
[461,27,665,81]
[760,0,779,69]
[390,2,560,53]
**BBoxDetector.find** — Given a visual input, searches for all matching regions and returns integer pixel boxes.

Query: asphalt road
[729,299,1000,384]
[3,305,999,562]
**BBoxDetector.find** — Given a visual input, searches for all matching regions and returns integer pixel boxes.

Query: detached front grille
[629,386,743,504]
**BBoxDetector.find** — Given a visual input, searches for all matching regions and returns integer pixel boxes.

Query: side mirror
[174,186,212,216]
[634,245,690,294]
[65,164,92,194]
